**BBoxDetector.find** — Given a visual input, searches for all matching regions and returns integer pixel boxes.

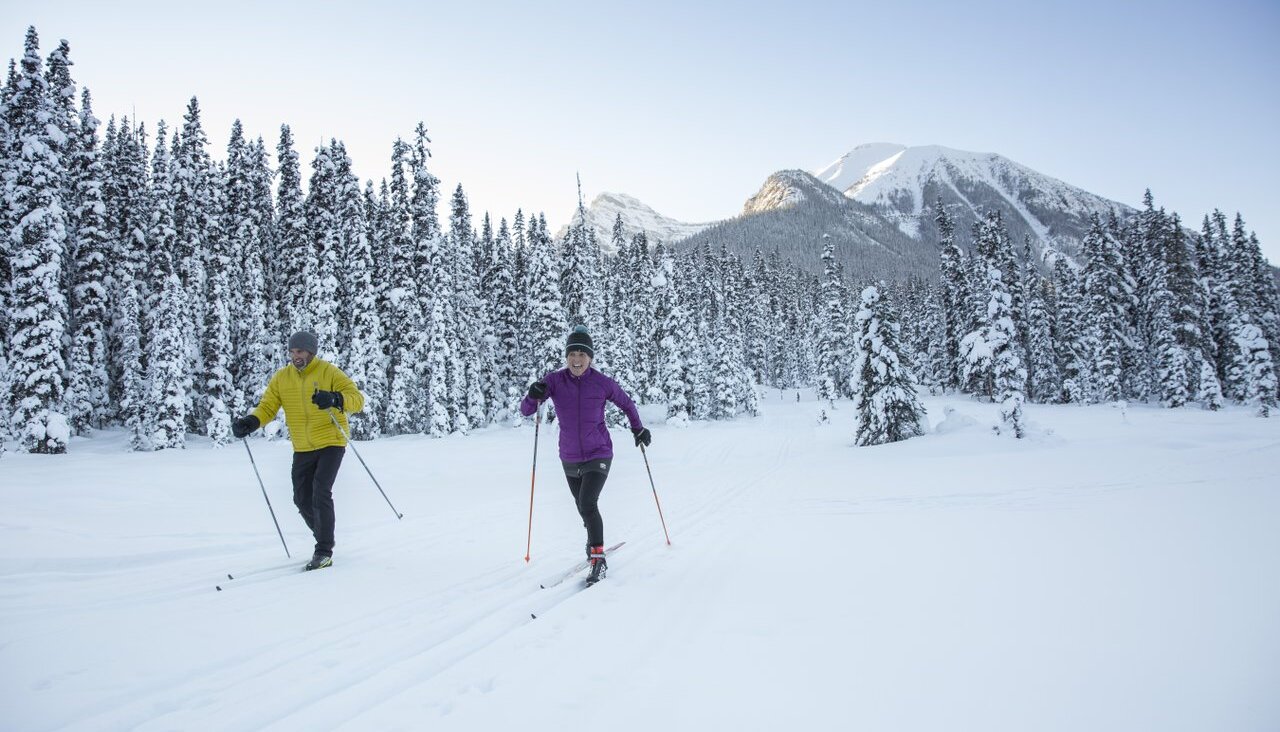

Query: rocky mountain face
[573,143,1145,281]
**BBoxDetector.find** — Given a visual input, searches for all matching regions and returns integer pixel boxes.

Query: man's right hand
[527,381,548,400]
[232,415,260,438]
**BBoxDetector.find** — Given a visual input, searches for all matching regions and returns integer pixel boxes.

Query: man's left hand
[312,390,344,410]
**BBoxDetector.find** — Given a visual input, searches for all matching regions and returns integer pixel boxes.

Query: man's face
[567,349,591,376]
[290,348,313,370]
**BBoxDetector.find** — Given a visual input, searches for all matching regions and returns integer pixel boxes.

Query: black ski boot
[304,553,332,571]
[586,545,607,585]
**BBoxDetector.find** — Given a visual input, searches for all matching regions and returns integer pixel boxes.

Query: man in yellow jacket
[232,331,365,571]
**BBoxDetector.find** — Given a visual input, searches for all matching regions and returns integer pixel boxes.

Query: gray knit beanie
[288,330,319,354]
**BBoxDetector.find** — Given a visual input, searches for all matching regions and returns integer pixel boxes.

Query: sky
[4,0,1278,261]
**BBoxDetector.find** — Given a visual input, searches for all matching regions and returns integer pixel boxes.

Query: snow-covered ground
[3,392,1278,731]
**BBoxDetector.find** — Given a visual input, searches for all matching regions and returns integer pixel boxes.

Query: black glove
[632,427,651,447]
[312,389,344,410]
[232,415,260,438]
[527,381,548,400]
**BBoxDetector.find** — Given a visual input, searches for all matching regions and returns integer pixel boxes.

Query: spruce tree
[224,120,272,415]
[202,162,234,446]
[116,278,148,451]
[852,286,926,446]
[7,28,71,453]
[344,181,386,440]
[1082,215,1124,402]
[275,125,309,338]
[304,142,342,364]
[382,138,424,435]
[65,88,111,433]
[174,99,214,431]
[815,238,846,419]
[524,214,566,384]
[143,121,186,449]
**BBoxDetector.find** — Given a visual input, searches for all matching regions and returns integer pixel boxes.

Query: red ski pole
[640,444,671,545]
[524,406,542,562]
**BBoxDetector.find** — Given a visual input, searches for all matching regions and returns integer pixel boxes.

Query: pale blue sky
[4,0,1278,260]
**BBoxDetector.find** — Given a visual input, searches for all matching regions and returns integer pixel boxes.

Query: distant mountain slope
[813,143,1135,263]
[557,192,717,252]
[569,143,1144,280]
[677,171,938,282]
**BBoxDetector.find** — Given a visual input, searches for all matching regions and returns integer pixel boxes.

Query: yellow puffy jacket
[251,358,365,452]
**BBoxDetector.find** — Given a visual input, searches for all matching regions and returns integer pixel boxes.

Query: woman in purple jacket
[520,326,651,585]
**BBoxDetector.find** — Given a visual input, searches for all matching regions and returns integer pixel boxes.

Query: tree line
[3,27,1277,456]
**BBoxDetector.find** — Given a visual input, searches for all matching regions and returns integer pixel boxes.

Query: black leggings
[564,460,612,547]
[292,446,345,556]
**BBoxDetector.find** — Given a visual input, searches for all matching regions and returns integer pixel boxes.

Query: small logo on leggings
[600,463,607,470]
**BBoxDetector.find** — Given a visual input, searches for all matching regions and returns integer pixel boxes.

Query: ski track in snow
[2,392,1279,731]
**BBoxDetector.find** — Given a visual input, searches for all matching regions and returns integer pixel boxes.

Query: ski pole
[324,408,404,520]
[242,439,291,557]
[525,405,542,562]
[640,444,672,545]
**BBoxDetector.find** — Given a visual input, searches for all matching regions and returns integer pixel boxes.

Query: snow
[3,394,1279,731]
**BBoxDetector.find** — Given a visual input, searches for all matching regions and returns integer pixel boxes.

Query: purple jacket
[520,367,643,462]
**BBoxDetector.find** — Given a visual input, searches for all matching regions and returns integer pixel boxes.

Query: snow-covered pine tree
[201,161,234,446]
[524,213,566,385]
[116,277,148,451]
[223,120,272,416]
[274,125,309,339]
[935,199,969,392]
[304,141,342,366]
[1229,214,1280,397]
[723,252,760,417]
[65,88,111,433]
[973,212,1027,435]
[344,181,385,440]
[6,28,71,453]
[381,138,424,435]
[43,39,78,302]
[174,98,215,431]
[1081,214,1123,403]
[408,137,461,437]
[488,217,523,423]
[475,212,506,424]
[142,121,186,449]
[630,233,662,402]
[560,179,602,329]
[446,184,486,434]
[1023,262,1060,403]
[1,66,13,443]
[814,237,846,420]
[247,136,277,344]
[852,285,926,446]
[146,254,188,450]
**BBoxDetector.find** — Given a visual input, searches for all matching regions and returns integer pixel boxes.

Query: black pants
[292,446,345,557]
[563,459,612,547]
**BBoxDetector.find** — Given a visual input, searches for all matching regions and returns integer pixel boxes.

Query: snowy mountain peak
[559,192,716,250]
[812,142,908,194]
[811,143,1132,257]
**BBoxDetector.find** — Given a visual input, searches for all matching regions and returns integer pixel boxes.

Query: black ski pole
[325,408,404,520]
[243,439,290,557]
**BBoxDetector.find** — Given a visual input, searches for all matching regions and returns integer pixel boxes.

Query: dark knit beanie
[565,325,594,357]
[288,330,319,354]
